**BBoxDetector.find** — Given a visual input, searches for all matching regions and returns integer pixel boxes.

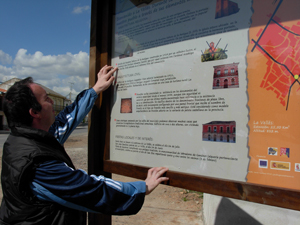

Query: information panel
[109,0,300,190]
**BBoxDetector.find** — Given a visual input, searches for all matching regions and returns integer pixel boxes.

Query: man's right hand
[145,167,169,195]
[93,65,118,94]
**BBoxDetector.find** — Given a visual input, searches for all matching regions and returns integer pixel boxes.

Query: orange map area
[247,0,300,191]
[255,17,300,107]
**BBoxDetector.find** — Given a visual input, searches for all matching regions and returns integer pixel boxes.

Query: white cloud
[0,50,12,64]
[72,6,90,14]
[13,49,89,77]
[52,76,89,98]
[0,49,90,101]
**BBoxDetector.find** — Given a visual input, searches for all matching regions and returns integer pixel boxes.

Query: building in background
[0,78,71,130]
[119,44,134,59]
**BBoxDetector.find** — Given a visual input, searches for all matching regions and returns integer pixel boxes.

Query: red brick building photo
[120,98,133,113]
[202,121,236,143]
[212,62,239,89]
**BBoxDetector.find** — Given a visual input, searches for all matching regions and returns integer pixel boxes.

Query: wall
[203,194,300,225]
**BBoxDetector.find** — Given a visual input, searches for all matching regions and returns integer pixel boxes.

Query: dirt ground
[64,133,204,225]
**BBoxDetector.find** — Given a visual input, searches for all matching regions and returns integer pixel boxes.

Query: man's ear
[29,108,40,118]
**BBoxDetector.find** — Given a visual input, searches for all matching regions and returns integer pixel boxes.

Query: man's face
[30,83,55,131]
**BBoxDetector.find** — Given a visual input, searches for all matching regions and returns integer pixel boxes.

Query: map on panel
[247,0,300,190]
[251,0,300,110]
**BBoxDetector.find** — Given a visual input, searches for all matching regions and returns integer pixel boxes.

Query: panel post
[88,0,113,224]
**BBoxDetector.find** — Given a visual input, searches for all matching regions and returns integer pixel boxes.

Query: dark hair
[3,77,42,128]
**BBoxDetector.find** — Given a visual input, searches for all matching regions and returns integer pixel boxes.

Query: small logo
[259,159,268,168]
[280,147,290,158]
[268,147,278,156]
[295,163,300,172]
[270,161,290,171]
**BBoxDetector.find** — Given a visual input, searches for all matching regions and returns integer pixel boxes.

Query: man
[0,65,169,224]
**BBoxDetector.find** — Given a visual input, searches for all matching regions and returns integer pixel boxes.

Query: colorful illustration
[202,121,236,143]
[259,159,268,168]
[270,161,290,171]
[213,62,239,89]
[201,39,228,62]
[295,163,300,172]
[268,147,278,156]
[215,0,240,19]
[280,147,290,158]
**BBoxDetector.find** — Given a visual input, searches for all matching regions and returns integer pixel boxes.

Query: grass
[182,190,203,202]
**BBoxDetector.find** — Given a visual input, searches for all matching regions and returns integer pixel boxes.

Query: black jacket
[0,126,86,225]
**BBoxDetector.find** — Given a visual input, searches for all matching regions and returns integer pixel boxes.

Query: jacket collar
[11,126,61,146]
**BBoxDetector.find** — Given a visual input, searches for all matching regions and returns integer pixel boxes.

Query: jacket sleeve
[31,160,146,215]
[48,88,98,144]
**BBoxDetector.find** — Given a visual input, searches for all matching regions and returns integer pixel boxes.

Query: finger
[157,168,168,178]
[155,167,168,173]
[102,67,117,79]
[150,168,167,179]
[148,167,155,176]
[147,167,168,178]
[148,167,160,176]
[103,66,114,73]
[158,177,169,183]
[107,75,115,84]
[99,65,108,73]
[98,65,112,76]
[107,67,118,77]
[152,167,164,172]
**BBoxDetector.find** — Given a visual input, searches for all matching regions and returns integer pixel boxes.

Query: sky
[0,0,92,100]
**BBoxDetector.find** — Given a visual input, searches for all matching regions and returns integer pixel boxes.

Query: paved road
[70,123,88,136]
